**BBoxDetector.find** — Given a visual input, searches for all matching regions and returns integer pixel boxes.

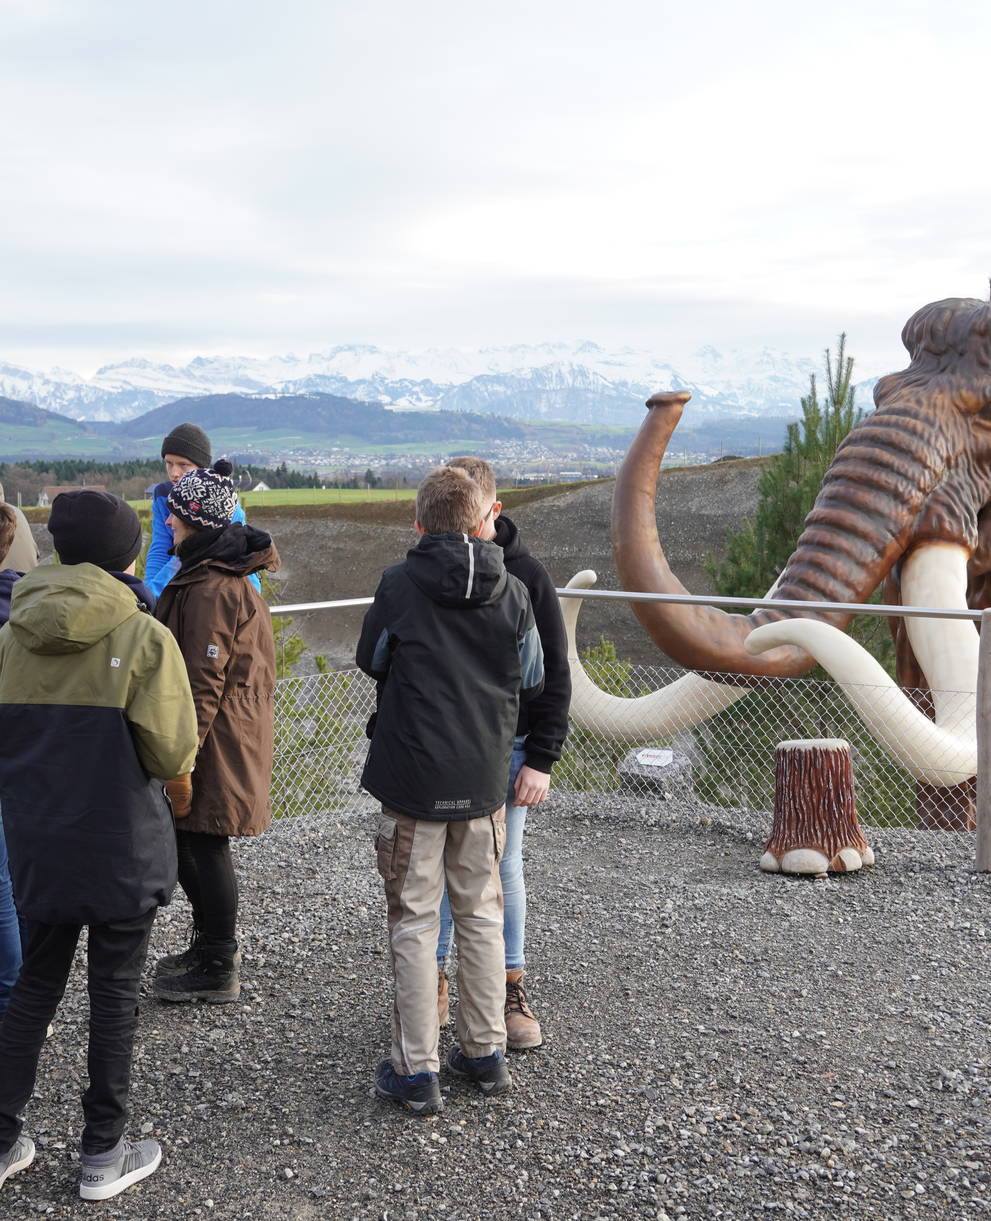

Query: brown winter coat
[154,524,279,837]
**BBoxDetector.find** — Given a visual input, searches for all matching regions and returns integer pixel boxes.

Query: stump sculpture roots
[760,738,875,876]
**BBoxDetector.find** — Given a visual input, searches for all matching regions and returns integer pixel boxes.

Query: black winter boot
[155,928,242,978]
[153,939,241,1004]
[154,926,203,977]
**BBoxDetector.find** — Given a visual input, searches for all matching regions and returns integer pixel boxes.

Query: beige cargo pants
[375,806,507,1076]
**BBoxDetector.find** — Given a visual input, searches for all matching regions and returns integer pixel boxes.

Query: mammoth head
[612,296,991,680]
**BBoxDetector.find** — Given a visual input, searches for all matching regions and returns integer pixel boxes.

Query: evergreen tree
[708,334,860,596]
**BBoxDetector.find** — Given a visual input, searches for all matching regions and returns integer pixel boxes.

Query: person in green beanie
[145,423,257,597]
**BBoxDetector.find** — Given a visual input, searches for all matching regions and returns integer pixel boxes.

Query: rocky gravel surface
[3,795,989,1220]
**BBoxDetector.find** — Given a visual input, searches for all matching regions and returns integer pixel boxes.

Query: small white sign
[636,748,673,768]
[206,644,220,658]
[110,657,120,668]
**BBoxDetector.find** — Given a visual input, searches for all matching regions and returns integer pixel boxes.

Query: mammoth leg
[760,739,874,876]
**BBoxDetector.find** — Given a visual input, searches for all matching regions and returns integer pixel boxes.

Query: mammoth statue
[565,297,991,822]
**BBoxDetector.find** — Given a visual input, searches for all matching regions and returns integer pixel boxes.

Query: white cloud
[0,0,988,375]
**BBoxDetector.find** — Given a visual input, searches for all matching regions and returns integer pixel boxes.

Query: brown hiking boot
[438,967,450,1027]
[505,969,542,1050]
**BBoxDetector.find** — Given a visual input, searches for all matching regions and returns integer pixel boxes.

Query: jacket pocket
[374,815,399,881]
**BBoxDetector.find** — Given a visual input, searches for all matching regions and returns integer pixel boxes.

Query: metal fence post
[976,609,991,871]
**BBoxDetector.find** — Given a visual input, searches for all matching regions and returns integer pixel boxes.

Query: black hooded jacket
[494,514,571,772]
[357,531,544,821]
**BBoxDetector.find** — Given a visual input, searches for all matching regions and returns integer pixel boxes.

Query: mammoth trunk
[613,396,954,679]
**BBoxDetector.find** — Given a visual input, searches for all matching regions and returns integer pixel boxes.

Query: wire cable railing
[268,588,991,870]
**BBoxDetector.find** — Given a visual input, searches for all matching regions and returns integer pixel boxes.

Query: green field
[124,483,585,513]
[125,486,419,513]
[244,487,416,506]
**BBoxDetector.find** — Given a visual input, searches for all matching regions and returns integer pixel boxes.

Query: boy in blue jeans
[358,466,543,1114]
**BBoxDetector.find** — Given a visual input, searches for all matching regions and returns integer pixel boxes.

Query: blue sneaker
[447,1045,512,1096]
[374,1060,443,1115]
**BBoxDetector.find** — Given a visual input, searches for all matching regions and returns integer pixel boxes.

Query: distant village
[7,433,731,509]
[221,436,723,490]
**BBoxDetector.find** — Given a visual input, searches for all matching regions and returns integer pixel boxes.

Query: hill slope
[241,459,766,667]
[0,395,90,431]
[116,393,527,444]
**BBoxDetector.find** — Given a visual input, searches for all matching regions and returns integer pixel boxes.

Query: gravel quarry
[2,793,989,1220]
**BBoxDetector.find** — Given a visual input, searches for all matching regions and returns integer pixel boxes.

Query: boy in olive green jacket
[0,490,198,1202]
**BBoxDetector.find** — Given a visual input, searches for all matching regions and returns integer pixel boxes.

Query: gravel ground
[3,795,989,1221]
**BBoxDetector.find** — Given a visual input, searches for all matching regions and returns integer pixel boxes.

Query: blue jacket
[145,481,259,597]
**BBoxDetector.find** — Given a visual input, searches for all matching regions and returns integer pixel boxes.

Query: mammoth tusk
[562,570,744,739]
[899,543,977,736]
[744,572,977,787]
[564,551,978,786]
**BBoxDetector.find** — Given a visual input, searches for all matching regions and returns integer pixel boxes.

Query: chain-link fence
[272,660,978,848]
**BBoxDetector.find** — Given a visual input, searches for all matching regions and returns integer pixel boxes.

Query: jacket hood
[405,532,507,607]
[175,522,279,579]
[7,564,142,655]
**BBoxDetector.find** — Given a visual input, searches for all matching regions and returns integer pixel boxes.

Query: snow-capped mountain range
[0,342,880,427]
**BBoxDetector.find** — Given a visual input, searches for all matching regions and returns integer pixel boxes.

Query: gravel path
[3,795,989,1220]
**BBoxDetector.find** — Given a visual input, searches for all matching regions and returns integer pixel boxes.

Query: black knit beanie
[48,490,143,571]
[161,422,212,468]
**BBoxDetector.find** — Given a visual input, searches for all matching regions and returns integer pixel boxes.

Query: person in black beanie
[0,490,197,1200]
[152,463,280,1003]
[144,423,255,598]
[47,489,157,611]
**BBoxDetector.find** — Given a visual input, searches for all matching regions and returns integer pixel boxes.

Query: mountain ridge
[0,342,882,427]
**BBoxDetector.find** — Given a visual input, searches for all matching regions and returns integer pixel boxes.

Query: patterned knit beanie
[167,459,237,529]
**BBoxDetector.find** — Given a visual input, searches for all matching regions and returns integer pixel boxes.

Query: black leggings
[175,830,238,945]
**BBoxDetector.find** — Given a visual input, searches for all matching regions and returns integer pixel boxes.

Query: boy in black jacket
[358,466,544,1115]
[436,456,571,1050]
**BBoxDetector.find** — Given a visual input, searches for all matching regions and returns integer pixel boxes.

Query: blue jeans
[437,738,528,971]
[0,819,22,1020]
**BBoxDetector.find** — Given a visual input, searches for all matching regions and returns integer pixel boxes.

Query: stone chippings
[4,795,990,1220]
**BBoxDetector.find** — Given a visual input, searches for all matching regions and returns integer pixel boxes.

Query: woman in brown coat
[152,460,279,1002]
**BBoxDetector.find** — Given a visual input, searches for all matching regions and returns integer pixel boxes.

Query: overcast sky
[1,0,987,377]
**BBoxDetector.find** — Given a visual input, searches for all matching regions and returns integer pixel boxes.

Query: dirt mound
[250,460,764,668]
[27,465,763,668]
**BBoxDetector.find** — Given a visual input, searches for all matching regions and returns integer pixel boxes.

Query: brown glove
[164,773,193,819]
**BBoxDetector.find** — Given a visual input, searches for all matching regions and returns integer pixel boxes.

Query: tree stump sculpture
[760,739,875,876]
